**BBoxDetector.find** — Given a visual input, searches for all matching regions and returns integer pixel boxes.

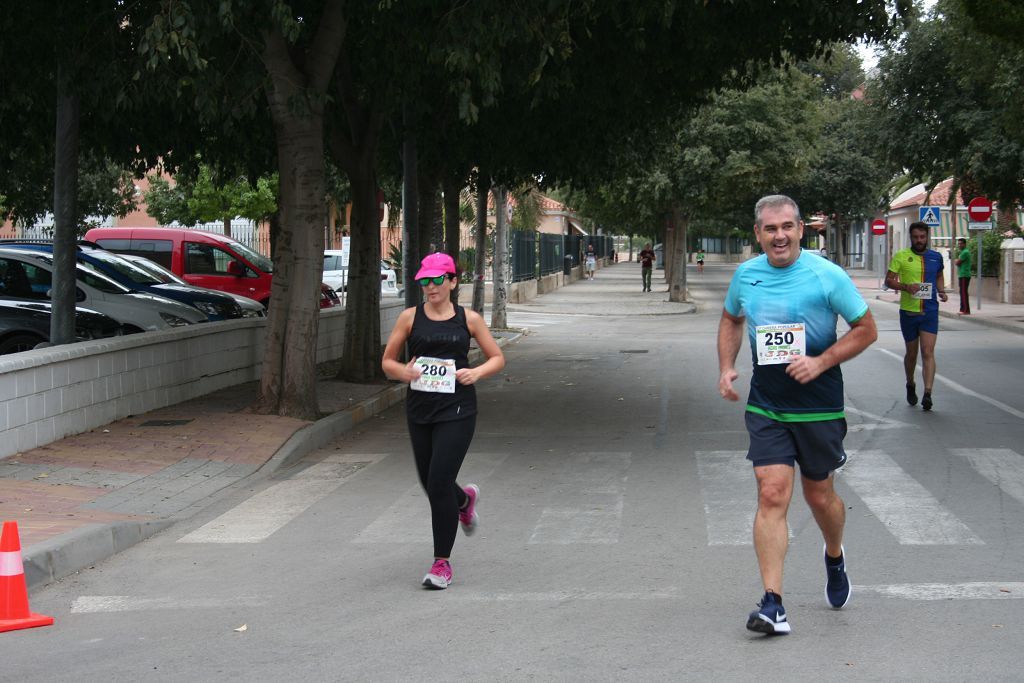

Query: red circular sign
[871,219,886,235]
[967,197,993,221]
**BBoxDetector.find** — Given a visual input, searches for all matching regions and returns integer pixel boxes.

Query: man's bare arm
[718,309,745,401]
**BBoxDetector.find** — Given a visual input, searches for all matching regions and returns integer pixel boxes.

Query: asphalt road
[9,263,1024,681]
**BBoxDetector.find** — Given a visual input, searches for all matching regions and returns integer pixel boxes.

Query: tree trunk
[491,185,508,329]
[442,176,461,304]
[51,65,80,346]
[338,172,383,382]
[668,205,688,303]
[417,167,440,257]
[472,171,489,315]
[223,216,232,237]
[663,212,675,287]
[255,6,346,419]
[402,111,419,310]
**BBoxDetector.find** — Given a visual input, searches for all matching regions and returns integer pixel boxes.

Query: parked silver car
[0,248,208,332]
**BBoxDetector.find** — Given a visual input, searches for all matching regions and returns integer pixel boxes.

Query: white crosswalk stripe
[695,451,756,546]
[528,452,630,545]
[697,449,989,547]
[695,450,795,546]
[353,452,508,544]
[841,450,983,545]
[950,448,1024,508]
[505,312,589,331]
[845,406,915,432]
[177,454,381,544]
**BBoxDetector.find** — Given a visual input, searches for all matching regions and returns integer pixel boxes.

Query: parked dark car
[0,300,123,355]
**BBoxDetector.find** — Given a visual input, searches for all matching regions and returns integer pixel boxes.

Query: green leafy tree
[144,175,198,226]
[870,0,1024,210]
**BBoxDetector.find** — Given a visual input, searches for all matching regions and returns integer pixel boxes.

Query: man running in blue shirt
[717,195,877,635]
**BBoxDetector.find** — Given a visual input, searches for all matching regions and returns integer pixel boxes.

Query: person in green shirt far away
[954,237,972,315]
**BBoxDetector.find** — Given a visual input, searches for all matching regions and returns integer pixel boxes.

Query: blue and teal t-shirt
[724,250,869,422]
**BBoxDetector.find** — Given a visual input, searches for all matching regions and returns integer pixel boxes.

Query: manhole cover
[619,350,649,354]
[139,419,194,427]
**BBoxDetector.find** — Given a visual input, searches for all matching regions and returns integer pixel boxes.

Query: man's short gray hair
[754,195,801,227]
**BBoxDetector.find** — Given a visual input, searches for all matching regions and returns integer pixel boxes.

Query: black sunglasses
[417,274,452,287]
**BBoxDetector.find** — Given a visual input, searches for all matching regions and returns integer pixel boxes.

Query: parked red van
[84,227,338,309]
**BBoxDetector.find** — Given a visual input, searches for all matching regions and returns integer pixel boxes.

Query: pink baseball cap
[414,252,457,280]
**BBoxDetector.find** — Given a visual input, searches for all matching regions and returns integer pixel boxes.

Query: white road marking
[456,589,680,602]
[857,582,1024,601]
[696,451,756,546]
[842,450,983,545]
[178,455,378,544]
[951,448,1024,508]
[454,584,1024,602]
[529,452,630,544]
[71,595,265,613]
[877,348,1024,420]
[845,406,914,432]
[353,452,508,544]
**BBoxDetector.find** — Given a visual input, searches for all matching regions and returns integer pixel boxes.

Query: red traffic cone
[0,520,54,633]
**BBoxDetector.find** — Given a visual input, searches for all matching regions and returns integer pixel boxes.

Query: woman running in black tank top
[382,253,505,589]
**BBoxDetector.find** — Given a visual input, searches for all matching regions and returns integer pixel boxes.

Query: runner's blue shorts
[744,411,848,481]
[899,309,939,342]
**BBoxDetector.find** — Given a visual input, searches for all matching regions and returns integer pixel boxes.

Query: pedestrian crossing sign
[919,206,941,226]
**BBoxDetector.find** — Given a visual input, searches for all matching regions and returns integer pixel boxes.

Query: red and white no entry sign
[871,219,886,235]
[967,197,993,222]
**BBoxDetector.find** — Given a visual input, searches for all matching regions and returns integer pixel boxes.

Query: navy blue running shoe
[746,591,790,635]
[825,544,851,608]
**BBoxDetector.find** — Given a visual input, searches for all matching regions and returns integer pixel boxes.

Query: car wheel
[0,333,46,355]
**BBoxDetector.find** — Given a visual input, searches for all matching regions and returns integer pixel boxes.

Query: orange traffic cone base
[0,612,54,633]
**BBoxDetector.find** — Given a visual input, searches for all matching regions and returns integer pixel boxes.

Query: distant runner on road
[885,221,948,412]
[717,194,877,636]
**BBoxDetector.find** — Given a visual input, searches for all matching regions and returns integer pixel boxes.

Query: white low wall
[0,301,404,460]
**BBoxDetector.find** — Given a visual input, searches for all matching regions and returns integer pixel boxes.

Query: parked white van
[323,250,398,296]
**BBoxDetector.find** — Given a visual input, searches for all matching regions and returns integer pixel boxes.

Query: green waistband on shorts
[746,405,845,423]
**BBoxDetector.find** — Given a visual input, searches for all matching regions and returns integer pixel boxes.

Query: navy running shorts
[899,309,939,342]
[744,411,848,481]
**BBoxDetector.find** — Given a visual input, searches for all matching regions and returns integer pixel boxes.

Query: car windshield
[227,240,272,273]
[83,249,165,285]
[74,261,132,294]
[7,252,131,295]
[124,256,184,284]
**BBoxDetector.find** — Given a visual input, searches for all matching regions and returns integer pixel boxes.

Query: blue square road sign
[919,206,941,226]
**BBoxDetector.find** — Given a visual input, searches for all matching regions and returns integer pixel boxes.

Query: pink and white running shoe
[459,484,480,535]
[422,559,453,589]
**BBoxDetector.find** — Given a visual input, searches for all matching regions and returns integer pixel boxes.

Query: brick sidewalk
[0,377,392,549]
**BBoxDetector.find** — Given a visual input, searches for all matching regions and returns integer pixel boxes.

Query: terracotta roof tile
[890,178,964,210]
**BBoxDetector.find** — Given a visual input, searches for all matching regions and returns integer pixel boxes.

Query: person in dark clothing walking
[382,252,505,589]
[639,243,655,291]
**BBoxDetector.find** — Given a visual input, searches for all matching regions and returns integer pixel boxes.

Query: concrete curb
[24,332,520,590]
[259,382,409,475]
[872,295,1024,336]
[24,520,174,590]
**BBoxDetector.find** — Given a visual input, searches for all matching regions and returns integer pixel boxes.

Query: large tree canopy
[3,0,909,419]
[870,0,1024,208]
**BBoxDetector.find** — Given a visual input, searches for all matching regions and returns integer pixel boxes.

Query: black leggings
[407,414,476,558]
